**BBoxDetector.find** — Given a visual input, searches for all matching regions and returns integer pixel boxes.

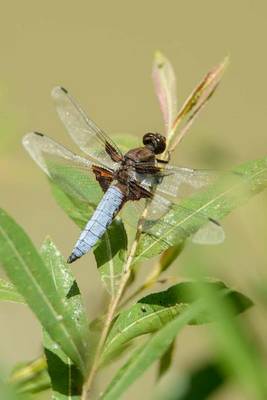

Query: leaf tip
[154,50,167,69]
[211,56,230,82]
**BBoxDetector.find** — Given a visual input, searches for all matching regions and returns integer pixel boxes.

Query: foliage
[0,52,267,400]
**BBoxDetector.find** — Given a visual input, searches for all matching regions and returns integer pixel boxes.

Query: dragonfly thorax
[124,146,155,163]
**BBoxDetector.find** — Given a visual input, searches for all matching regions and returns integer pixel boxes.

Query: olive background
[0,1,267,399]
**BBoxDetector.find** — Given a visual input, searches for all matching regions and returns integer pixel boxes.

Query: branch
[82,206,150,399]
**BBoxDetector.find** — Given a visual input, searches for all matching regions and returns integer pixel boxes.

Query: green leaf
[135,157,267,262]
[101,281,252,364]
[163,361,225,400]
[0,278,25,303]
[94,219,127,297]
[41,238,89,399]
[101,302,203,400]
[40,238,89,344]
[158,339,175,380]
[158,243,185,273]
[0,209,88,375]
[188,273,267,399]
[44,333,83,399]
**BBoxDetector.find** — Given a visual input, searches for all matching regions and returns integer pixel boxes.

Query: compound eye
[154,135,166,154]
[143,133,154,146]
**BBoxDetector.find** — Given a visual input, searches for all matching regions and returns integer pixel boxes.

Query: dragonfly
[23,86,224,264]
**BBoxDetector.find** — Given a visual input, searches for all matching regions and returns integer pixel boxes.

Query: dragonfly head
[143,133,166,154]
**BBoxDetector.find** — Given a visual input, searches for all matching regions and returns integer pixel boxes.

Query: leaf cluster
[0,53,266,400]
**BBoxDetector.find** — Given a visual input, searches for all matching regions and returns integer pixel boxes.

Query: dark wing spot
[209,217,221,226]
[60,86,68,94]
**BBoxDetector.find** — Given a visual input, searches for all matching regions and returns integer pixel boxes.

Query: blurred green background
[0,1,267,399]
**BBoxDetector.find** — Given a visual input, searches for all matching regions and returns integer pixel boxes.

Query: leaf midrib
[102,304,183,359]
[0,222,85,373]
[136,166,267,261]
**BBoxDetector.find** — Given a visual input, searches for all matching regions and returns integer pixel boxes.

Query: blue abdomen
[67,185,124,263]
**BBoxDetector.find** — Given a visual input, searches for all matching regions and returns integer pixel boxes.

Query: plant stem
[82,206,149,399]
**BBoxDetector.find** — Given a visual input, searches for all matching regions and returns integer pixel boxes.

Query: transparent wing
[158,165,217,198]
[23,132,224,246]
[22,132,105,207]
[123,180,224,246]
[132,163,217,198]
[51,86,123,169]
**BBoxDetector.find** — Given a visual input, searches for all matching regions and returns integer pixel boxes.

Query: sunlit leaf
[0,209,88,375]
[135,156,267,263]
[152,51,177,135]
[100,302,203,400]
[0,278,25,303]
[41,238,89,398]
[101,279,253,399]
[101,281,252,364]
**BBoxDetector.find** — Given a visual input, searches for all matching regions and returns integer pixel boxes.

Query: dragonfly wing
[125,177,224,246]
[156,165,217,198]
[191,218,225,244]
[23,131,93,176]
[143,196,225,246]
[132,162,217,198]
[51,86,123,168]
[22,132,110,207]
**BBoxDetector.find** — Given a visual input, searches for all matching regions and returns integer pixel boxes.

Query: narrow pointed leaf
[152,52,177,135]
[163,361,225,400]
[101,281,252,364]
[168,58,228,150]
[0,209,88,375]
[0,278,25,303]
[41,238,89,399]
[101,302,203,400]
[41,238,89,346]
[158,243,185,272]
[158,339,176,379]
[136,156,267,263]
[101,279,252,400]
[44,333,83,399]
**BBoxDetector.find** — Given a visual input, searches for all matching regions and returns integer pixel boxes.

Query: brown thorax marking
[113,146,157,200]
[93,132,166,202]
